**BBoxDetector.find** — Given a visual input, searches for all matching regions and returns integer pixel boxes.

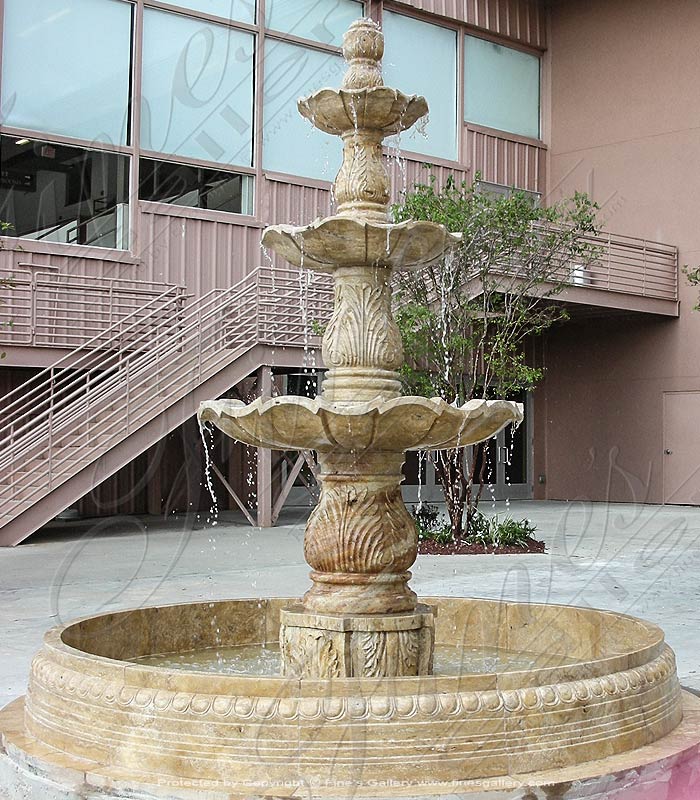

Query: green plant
[412,503,539,549]
[393,174,600,539]
[468,513,537,549]
[310,319,326,336]
[411,503,452,544]
[684,265,700,309]
[465,508,492,541]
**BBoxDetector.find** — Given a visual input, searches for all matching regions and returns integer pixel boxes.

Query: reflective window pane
[266,0,362,46]
[464,35,540,139]
[174,0,255,25]
[0,136,129,249]
[141,9,255,167]
[139,158,254,215]
[263,41,344,181]
[1,0,132,145]
[382,11,458,161]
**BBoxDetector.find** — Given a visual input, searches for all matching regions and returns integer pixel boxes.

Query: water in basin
[130,642,573,676]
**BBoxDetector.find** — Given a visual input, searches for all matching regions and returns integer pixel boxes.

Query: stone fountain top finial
[341,18,384,90]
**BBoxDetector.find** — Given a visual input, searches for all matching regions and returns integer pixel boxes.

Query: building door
[663,391,700,505]
[473,392,531,501]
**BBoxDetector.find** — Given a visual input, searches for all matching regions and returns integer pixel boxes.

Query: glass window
[0,136,129,249]
[173,0,255,25]
[382,12,458,161]
[266,0,362,46]
[139,158,253,215]
[464,35,540,139]
[262,40,344,181]
[141,9,255,167]
[1,0,132,146]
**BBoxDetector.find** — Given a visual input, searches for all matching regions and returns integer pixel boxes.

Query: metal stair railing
[0,267,334,515]
[0,281,187,439]
[0,269,186,348]
[0,271,258,494]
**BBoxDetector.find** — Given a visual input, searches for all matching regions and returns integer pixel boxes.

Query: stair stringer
[0,344,269,546]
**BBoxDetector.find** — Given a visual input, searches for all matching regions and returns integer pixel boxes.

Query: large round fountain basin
[23,597,682,787]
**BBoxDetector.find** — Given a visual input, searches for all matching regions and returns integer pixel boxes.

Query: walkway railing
[573,231,678,300]
[0,268,187,348]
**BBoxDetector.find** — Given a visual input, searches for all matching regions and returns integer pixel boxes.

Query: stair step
[11,446,90,465]
[0,312,260,543]
[0,472,75,496]
[0,497,32,513]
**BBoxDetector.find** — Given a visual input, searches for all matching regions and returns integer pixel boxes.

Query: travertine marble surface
[199,17,521,678]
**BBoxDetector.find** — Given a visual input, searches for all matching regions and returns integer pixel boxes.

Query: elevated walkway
[0,267,332,545]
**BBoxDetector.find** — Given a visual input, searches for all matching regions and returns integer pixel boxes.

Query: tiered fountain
[1,18,699,800]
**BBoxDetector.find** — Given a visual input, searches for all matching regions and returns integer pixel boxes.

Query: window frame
[0,0,264,257]
[0,0,546,259]
[138,154,256,220]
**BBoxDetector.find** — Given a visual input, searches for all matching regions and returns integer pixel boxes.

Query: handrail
[528,224,678,301]
[0,268,330,490]
[0,268,322,518]
[0,280,186,420]
[0,273,254,445]
[30,203,122,244]
[0,269,185,349]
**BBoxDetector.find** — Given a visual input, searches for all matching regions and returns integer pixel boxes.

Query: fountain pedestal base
[279,604,434,678]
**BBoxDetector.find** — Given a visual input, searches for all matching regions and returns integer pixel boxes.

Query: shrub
[412,503,452,544]
[412,504,539,550]
[468,511,537,549]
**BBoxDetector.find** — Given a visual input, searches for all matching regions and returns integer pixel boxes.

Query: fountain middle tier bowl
[18,597,683,791]
[198,395,522,452]
[261,216,460,272]
[298,85,428,136]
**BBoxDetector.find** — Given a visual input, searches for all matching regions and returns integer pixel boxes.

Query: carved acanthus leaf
[305,485,415,573]
[322,281,403,370]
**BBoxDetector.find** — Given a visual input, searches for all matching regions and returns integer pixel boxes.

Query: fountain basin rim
[198,395,523,452]
[47,597,666,693]
[24,597,681,785]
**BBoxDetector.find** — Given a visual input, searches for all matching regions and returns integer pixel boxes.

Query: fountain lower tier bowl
[8,596,685,795]
[198,396,522,452]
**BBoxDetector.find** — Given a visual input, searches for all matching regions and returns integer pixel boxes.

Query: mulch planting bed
[418,538,546,555]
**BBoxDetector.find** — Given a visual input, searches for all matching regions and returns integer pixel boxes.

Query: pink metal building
[0,0,691,545]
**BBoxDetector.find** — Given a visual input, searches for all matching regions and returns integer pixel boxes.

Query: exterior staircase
[0,267,332,546]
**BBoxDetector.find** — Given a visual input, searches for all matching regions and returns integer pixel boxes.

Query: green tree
[685,266,700,309]
[392,175,600,539]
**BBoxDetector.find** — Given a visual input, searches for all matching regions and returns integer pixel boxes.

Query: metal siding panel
[389,0,545,48]
[468,126,545,191]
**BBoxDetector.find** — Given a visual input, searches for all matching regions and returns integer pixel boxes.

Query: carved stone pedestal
[279,604,434,678]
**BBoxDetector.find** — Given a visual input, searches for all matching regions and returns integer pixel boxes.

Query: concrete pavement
[1,500,699,709]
